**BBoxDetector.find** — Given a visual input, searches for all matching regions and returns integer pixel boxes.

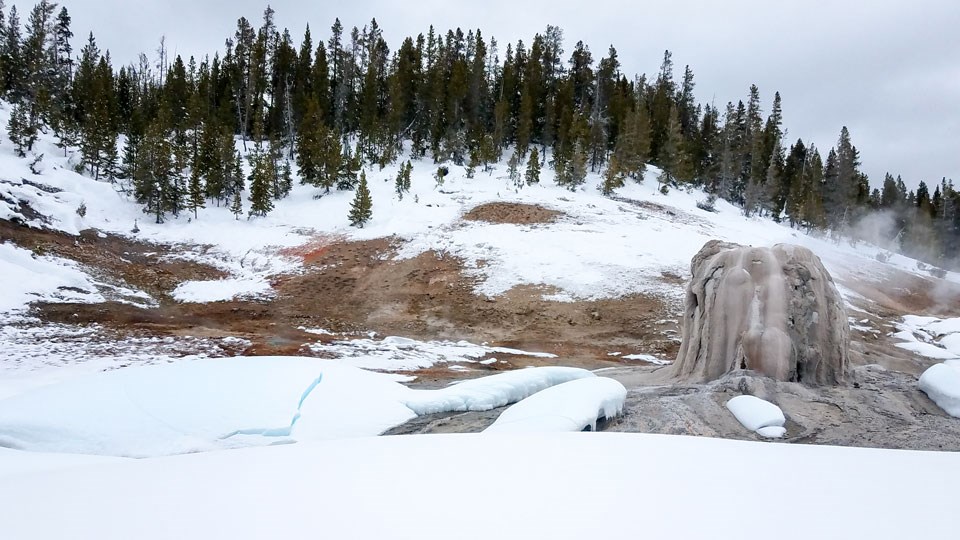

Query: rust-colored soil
[462,202,563,225]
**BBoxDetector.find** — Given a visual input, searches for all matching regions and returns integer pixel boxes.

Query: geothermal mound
[672,241,849,385]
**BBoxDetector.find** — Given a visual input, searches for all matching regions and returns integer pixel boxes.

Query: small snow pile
[726,395,787,438]
[172,276,273,302]
[892,315,960,360]
[305,334,556,371]
[406,366,593,414]
[0,241,104,315]
[919,363,960,418]
[0,357,591,457]
[484,377,626,433]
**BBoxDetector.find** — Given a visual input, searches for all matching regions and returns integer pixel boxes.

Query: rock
[672,241,849,385]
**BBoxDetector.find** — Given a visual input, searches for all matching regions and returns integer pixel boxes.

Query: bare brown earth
[462,201,563,225]
[9,203,679,376]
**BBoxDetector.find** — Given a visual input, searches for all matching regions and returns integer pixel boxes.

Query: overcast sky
[30,0,960,189]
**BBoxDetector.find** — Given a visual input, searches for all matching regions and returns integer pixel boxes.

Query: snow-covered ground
[2,432,959,540]
[0,356,593,457]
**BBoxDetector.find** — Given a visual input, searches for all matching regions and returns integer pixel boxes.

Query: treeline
[1,2,957,265]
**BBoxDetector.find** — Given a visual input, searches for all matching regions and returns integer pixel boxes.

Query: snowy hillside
[1,100,953,316]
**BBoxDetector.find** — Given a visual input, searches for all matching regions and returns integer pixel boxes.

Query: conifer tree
[187,165,205,219]
[601,156,625,196]
[247,145,274,217]
[7,103,35,157]
[349,170,373,227]
[230,189,243,219]
[337,144,360,190]
[525,146,541,185]
[568,141,588,190]
[507,149,521,187]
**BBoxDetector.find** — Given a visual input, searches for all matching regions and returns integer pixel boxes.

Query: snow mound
[0,357,590,456]
[484,377,626,433]
[405,367,594,414]
[726,395,787,437]
[919,363,960,417]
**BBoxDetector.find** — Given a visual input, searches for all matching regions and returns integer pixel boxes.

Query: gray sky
[32,0,960,189]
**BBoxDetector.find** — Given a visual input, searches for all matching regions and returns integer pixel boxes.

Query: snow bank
[405,366,594,414]
[0,357,590,456]
[726,395,787,438]
[484,377,626,433]
[919,363,960,417]
[2,433,959,540]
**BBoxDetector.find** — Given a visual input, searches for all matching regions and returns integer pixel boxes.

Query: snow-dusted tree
[525,146,541,185]
[348,170,373,227]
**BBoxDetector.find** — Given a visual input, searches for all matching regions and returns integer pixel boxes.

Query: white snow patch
[726,395,786,437]
[621,353,672,365]
[172,276,273,302]
[0,242,104,315]
[484,377,626,433]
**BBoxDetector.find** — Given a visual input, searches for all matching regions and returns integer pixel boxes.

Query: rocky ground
[4,201,960,451]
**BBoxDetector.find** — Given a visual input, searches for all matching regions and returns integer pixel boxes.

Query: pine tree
[568,141,588,190]
[601,156,625,196]
[349,170,373,227]
[230,189,243,219]
[525,146,541,185]
[7,103,35,157]
[337,144,360,190]
[187,165,205,219]
[247,145,274,217]
[507,149,521,187]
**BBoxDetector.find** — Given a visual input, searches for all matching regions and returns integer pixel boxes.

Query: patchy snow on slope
[2,432,959,540]
[0,241,105,315]
[893,315,960,360]
[304,334,556,371]
[484,377,626,433]
[0,357,591,456]
[726,395,787,438]
[919,363,960,417]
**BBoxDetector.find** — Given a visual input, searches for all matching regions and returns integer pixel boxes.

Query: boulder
[672,241,849,385]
